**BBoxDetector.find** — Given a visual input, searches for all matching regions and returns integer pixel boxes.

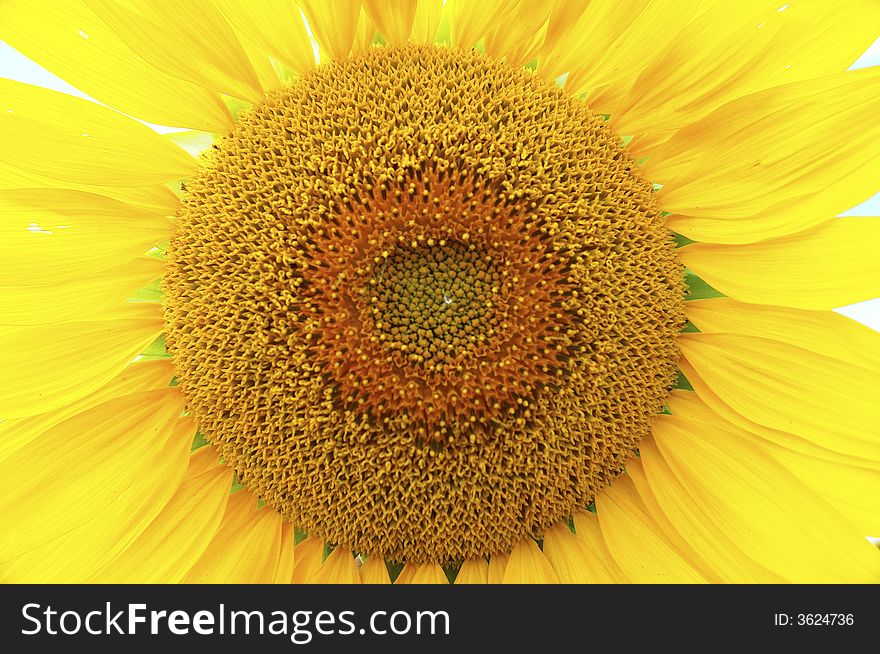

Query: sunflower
[1,0,879,585]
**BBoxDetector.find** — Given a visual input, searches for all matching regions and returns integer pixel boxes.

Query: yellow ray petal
[542,513,627,583]
[449,0,516,50]
[686,298,880,370]
[653,70,880,243]
[352,7,378,52]
[678,364,880,468]
[2,416,192,582]
[0,166,180,215]
[631,439,781,583]
[410,0,444,43]
[359,557,391,584]
[0,189,170,284]
[0,358,173,467]
[540,0,692,96]
[238,33,285,92]
[656,395,880,582]
[596,474,707,583]
[483,1,550,65]
[614,2,880,144]
[454,558,489,584]
[0,359,173,442]
[501,539,558,584]
[761,444,880,538]
[0,304,162,419]
[86,0,262,102]
[679,333,880,461]
[680,219,880,309]
[310,547,361,584]
[0,1,231,132]
[298,0,361,62]
[669,388,880,534]
[292,537,325,584]
[213,0,315,75]
[1,257,163,326]
[273,523,298,584]
[363,0,417,43]
[90,447,233,583]
[183,491,284,583]
[487,553,509,584]
[396,563,448,584]
[0,387,185,573]
[0,79,194,187]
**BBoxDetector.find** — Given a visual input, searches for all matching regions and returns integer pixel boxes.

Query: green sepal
[191,431,210,452]
[684,270,723,301]
[128,278,163,303]
[139,334,170,360]
[673,370,694,391]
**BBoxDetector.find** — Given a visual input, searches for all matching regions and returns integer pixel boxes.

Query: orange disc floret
[164,44,685,563]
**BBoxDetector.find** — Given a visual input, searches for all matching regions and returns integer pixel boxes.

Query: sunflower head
[164,44,684,563]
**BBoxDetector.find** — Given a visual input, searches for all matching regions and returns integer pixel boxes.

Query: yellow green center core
[164,44,685,564]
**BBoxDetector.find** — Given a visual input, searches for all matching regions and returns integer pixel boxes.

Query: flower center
[164,44,685,563]
[365,239,501,371]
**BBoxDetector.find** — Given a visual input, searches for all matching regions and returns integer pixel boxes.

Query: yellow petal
[0,387,185,575]
[678,363,880,468]
[90,447,233,583]
[632,438,781,583]
[0,304,162,419]
[656,394,880,582]
[540,0,691,96]
[454,558,489,584]
[410,0,444,43]
[238,33,285,92]
[86,0,262,102]
[0,166,180,215]
[0,188,170,284]
[761,443,880,538]
[487,553,509,584]
[483,1,550,65]
[1,257,163,326]
[359,557,391,584]
[292,537,325,584]
[396,563,448,584]
[2,416,192,582]
[213,0,315,75]
[0,1,231,131]
[0,358,172,461]
[597,474,707,583]
[654,70,880,244]
[183,491,285,583]
[0,79,194,187]
[501,539,559,584]
[0,358,174,462]
[679,332,880,462]
[363,0,418,43]
[298,0,361,61]
[272,523,297,584]
[353,7,378,52]
[680,219,880,309]
[309,547,361,584]
[449,0,515,50]
[614,2,880,144]
[686,298,880,370]
[542,513,627,583]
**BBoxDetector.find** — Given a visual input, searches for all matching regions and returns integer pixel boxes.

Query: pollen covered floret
[164,44,685,563]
